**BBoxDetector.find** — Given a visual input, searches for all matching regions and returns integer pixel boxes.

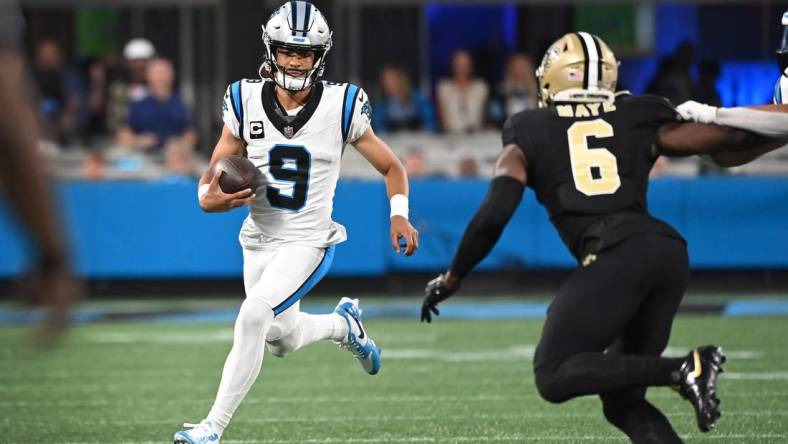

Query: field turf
[1,302,787,443]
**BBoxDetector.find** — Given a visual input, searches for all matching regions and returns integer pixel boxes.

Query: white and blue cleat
[334,297,381,375]
[174,419,221,444]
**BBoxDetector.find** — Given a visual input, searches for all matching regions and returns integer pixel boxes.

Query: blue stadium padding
[683,178,788,267]
[2,177,788,278]
[0,198,32,275]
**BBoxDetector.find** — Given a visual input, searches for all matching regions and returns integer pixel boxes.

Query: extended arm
[421,144,527,322]
[197,124,256,213]
[352,126,419,256]
[661,102,788,165]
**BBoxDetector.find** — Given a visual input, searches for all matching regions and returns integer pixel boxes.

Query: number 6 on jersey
[566,119,621,196]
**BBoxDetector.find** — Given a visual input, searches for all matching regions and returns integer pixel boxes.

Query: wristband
[390,194,409,219]
[197,183,209,201]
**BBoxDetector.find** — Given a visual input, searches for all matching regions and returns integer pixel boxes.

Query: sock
[207,298,274,434]
[296,312,348,345]
[601,391,683,444]
[266,312,347,357]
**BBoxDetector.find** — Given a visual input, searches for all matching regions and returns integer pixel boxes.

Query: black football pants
[533,232,689,443]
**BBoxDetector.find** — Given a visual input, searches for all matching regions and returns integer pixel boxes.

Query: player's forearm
[382,160,409,198]
[706,139,788,167]
[448,176,524,281]
[678,101,788,138]
[715,105,788,138]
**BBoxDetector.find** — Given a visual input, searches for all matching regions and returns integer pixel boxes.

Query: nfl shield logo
[284,126,294,138]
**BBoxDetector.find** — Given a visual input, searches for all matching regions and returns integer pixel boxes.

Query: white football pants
[206,243,347,433]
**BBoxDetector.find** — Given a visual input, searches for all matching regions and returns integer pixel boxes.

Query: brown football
[210,155,260,194]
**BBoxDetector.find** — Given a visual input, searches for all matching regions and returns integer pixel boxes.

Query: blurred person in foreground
[173,2,418,442]
[373,65,436,133]
[116,57,196,151]
[437,49,489,134]
[422,32,788,441]
[107,38,155,132]
[0,1,79,343]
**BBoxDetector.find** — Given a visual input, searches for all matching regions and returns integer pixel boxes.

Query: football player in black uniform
[422,32,788,443]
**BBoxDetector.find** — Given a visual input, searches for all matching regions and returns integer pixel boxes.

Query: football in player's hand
[210,155,260,194]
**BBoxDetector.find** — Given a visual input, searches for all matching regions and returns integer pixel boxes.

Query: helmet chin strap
[274,70,314,92]
[261,56,322,92]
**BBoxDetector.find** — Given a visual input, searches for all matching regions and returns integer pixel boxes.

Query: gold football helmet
[536,32,618,107]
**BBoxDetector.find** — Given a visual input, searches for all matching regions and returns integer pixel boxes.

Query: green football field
[1,302,787,443]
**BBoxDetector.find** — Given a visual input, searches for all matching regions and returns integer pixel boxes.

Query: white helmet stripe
[577,32,599,90]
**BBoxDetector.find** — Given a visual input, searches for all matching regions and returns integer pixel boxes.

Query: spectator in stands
[107,38,155,132]
[649,156,671,178]
[116,57,196,151]
[32,39,79,146]
[436,50,488,134]
[489,53,538,126]
[81,58,109,146]
[402,149,427,178]
[163,139,197,179]
[373,65,437,133]
[647,42,695,105]
[458,156,479,178]
[692,60,722,107]
[81,149,107,180]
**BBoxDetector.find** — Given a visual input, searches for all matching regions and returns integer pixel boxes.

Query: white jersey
[775,69,788,104]
[222,79,371,248]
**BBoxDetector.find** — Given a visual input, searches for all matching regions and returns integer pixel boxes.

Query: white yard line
[58,434,788,444]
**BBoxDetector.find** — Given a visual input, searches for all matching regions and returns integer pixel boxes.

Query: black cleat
[677,345,726,432]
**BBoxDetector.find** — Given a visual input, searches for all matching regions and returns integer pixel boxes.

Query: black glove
[421,273,459,323]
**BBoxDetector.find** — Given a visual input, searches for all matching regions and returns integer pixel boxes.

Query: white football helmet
[777,10,788,77]
[260,1,333,92]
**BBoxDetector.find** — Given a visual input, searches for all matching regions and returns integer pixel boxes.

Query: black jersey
[503,93,685,262]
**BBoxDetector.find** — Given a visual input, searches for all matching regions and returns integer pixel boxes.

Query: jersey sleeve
[502,115,520,147]
[222,81,243,139]
[342,84,372,144]
[634,94,680,124]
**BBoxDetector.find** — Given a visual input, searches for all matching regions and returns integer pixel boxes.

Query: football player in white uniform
[174,2,418,443]
[774,10,787,104]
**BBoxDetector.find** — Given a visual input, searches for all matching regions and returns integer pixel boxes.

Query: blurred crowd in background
[21,2,788,182]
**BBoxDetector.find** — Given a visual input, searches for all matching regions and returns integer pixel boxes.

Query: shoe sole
[697,346,726,432]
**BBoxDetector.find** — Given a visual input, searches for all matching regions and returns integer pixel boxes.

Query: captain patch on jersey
[221,78,371,248]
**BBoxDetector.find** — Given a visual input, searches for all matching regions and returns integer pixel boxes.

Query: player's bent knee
[534,363,571,404]
[237,298,275,332]
[265,340,292,358]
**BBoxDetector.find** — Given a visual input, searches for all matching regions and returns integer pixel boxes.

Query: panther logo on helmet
[535,32,618,107]
[260,1,333,92]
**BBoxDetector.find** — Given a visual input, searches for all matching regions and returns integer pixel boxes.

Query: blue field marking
[1,299,788,326]
[724,299,788,317]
